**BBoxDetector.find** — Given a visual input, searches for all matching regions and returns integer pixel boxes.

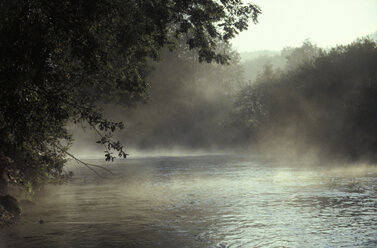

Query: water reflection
[1,155,377,248]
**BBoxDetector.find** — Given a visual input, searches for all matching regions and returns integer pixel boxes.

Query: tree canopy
[0,0,261,194]
[234,39,377,163]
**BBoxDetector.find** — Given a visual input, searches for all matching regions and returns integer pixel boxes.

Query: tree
[234,39,377,163]
[0,0,261,194]
[281,39,321,71]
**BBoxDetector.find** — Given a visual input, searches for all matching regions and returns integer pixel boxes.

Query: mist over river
[1,155,377,248]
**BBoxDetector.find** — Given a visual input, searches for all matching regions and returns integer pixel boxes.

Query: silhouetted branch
[54,145,115,177]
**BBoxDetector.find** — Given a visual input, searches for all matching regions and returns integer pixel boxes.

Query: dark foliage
[0,0,260,193]
[235,39,377,163]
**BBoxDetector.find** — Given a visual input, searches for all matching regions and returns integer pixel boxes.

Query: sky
[231,0,377,52]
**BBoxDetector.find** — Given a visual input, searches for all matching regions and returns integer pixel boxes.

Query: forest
[235,39,377,164]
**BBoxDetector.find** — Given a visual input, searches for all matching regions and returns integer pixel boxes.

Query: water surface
[1,155,377,247]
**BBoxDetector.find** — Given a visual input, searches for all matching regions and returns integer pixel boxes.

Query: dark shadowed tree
[234,39,377,163]
[0,0,261,194]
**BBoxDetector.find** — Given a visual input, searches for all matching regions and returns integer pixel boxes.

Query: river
[1,155,377,247]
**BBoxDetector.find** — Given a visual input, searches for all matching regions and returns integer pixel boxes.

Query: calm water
[1,155,377,248]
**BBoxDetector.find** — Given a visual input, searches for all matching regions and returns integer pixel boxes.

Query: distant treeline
[235,39,377,163]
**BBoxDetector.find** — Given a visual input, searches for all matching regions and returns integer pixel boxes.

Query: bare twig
[54,144,115,177]
[91,124,112,155]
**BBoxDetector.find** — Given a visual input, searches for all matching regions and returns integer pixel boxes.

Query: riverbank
[0,195,22,228]
[0,205,17,227]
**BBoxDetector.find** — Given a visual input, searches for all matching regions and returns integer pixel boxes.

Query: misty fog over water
[1,1,377,247]
[2,35,374,248]
[1,155,377,248]
[38,36,376,248]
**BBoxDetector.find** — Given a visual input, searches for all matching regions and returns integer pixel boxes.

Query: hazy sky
[231,0,377,52]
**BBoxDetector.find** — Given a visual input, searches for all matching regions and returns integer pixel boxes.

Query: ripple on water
[1,155,377,248]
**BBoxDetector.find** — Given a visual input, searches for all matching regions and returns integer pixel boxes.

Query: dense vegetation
[235,39,377,163]
[0,0,261,197]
